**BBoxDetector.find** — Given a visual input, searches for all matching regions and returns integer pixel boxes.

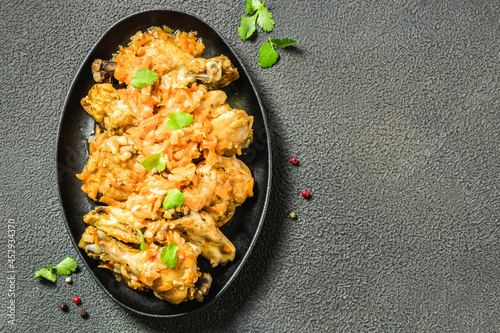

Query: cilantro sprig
[142,154,166,172]
[34,268,57,282]
[166,112,193,130]
[34,257,78,282]
[258,37,296,68]
[162,189,185,210]
[269,38,297,49]
[160,243,179,268]
[136,228,146,252]
[238,1,296,68]
[238,0,275,40]
[131,69,158,88]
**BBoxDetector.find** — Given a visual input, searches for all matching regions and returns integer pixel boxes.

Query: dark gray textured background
[1,0,499,331]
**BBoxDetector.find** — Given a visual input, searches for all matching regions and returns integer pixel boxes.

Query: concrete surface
[0,0,499,331]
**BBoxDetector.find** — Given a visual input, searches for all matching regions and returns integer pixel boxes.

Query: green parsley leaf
[142,154,166,172]
[35,257,78,282]
[166,112,193,130]
[245,0,261,14]
[239,0,274,39]
[131,69,158,89]
[238,14,257,40]
[256,6,274,32]
[258,42,279,68]
[136,228,146,252]
[34,268,56,282]
[269,37,297,49]
[162,189,185,210]
[160,243,179,268]
[238,1,296,67]
[55,257,77,275]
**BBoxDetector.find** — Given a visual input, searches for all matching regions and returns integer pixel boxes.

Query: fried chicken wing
[183,156,254,226]
[83,206,145,244]
[77,130,144,203]
[113,27,238,89]
[199,90,254,155]
[211,157,253,226]
[79,226,209,304]
[81,83,155,132]
[83,205,235,267]
[156,212,235,267]
[210,108,254,156]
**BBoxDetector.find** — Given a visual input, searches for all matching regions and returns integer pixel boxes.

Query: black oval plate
[56,10,271,318]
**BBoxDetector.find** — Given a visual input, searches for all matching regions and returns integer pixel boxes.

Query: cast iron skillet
[56,10,271,317]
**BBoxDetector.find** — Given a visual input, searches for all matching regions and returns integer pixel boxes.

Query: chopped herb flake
[166,112,193,130]
[162,189,185,210]
[131,69,158,88]
[160,243,179,268]
[142,154,166,172]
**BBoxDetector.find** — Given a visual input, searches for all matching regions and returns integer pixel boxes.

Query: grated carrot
[99,196,120,206]
[89,184,99,199]
[92,229,100,248]
[205,203,227,212]
[156,284,173,292]
[76,171,87,181]
[214,180,231,201]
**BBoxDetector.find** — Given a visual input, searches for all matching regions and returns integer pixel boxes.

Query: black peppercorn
[58,301,68,312]
[78,308,88,318]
